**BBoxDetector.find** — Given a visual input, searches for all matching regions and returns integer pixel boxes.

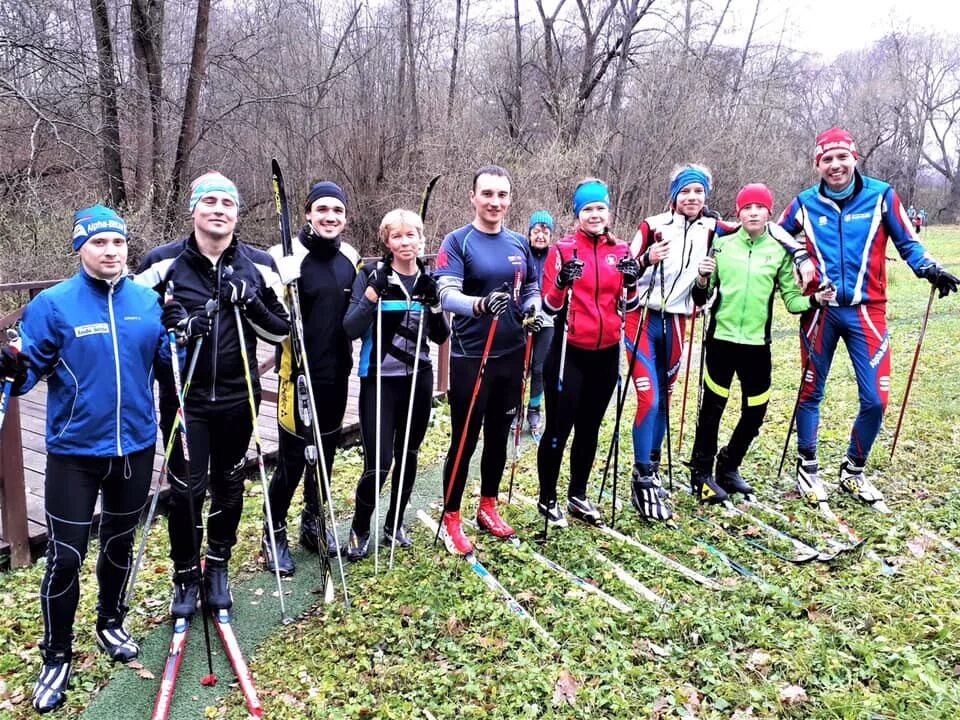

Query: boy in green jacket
[687,184,834,503]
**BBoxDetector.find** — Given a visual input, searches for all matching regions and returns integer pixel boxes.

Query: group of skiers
[3,126,957,713]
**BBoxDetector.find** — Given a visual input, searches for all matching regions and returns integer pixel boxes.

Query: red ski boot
[476,496,516,539]
[440,511,474,556]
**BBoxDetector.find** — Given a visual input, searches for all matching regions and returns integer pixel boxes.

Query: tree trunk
[131,0,164,212]
[164,0,210,238]
[446,0,463,121]
[89,0,126,207]
[404,0,421,144]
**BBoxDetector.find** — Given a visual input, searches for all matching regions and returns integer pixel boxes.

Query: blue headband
[573,181,610,216]
[189,172,240,212]
[670,168,711,205]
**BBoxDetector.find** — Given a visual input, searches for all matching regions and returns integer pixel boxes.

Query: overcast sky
[718,0,950,58]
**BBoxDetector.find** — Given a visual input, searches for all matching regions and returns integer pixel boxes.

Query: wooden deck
[0,340,442,561]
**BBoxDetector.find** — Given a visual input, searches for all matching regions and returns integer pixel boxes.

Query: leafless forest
[2,0,960,280]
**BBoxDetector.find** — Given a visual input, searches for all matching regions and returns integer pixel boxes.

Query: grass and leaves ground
[2,230,960,719]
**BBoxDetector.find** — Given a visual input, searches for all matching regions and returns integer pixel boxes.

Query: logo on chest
[74,323,110,338]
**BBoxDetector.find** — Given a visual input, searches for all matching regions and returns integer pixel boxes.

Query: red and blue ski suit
[537,229,638,503]
[778,170,937,463]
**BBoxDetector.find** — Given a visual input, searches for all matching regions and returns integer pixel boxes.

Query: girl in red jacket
[536,179,640,526]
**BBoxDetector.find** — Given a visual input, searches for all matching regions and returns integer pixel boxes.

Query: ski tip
[200,674,218,687]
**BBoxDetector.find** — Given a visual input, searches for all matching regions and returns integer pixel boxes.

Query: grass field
[1,228,959,719]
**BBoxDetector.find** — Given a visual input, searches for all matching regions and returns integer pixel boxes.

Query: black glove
[616,257,640,287]
[163,301,212,340]
[413,272,440,308]
[0,344,28,383]
[702,207,721,220]
[478,288,511,317]
[366,261,393,298]
[523,306,545,332]
[921,263,959,298]
[556,258,584,288]
[225,278,258,307]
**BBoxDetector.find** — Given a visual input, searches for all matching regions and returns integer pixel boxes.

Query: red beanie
[735,183,774,214]
[815,127,858,164]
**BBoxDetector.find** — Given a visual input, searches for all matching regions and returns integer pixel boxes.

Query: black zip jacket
[135,233,289,407]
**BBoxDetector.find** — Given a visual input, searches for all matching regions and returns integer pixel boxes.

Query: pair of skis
[152,610,263,719]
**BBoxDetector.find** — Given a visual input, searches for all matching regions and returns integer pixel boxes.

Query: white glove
[275,255,301,285]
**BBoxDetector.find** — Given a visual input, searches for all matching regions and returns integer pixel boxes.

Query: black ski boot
[170,566,201,619]
[384,523,413,549]
[343,529,371,562]
[32,644,71,714]
[631,463,674,521]
[689,457,729,504]
[567,495,603,526]
[203,546,233,611]
[300,509,341,557]
[715,447,755,497]
[262,524,296,577]
[95,616,139,663]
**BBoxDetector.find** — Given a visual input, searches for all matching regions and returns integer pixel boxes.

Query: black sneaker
[170,567,200,619]
[95,617,139,663]
[203,561,232,611]
[567,495,603,525]
[300,512,341,557]
[537,498,569,528]
[384,524,413,549]
[262,525,296,577]
[343,529,371,562]
[631,465,674,521]
[32,645,71,714]
[690,466,729,505]
[715,447,755,496]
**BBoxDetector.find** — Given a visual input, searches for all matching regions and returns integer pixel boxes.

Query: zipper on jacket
[593,240,603,350]
[107,283,123,455]
[739,240,753,342]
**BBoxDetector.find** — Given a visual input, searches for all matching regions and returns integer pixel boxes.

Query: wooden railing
[0,261,450,568]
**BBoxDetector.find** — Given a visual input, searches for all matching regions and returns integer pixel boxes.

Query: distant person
[2,206,168,713]
[913,208,923,234]
[778,128,958,512]
[522,210,556,441]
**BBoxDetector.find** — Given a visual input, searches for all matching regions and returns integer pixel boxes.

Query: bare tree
[89,0,126,206]
[130,0,164,211]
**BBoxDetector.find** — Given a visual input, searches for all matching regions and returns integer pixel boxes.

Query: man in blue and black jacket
[778,128,958,512]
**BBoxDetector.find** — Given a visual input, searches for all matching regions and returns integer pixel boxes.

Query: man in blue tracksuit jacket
[0,205,169,713]
[778,127,958,511]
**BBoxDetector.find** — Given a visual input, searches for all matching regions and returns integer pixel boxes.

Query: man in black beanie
[262,181,360,574]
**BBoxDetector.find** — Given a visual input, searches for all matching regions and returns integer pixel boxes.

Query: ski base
[213,610,264,718]
[151,618,190,720]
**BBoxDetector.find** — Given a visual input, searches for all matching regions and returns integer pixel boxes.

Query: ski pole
[676,311,696,454]
[373,296,382,575]
[890,283,936,459]
[659,263,674,492]
[557,249,577,392]
[609,283,629,528]
[776,299,828,478]
[271,159,348,609]
[164,286,216,685]
[507,329,535,504]
[435,315,499,545]
[232,303,288,623]
[389,301,425,570]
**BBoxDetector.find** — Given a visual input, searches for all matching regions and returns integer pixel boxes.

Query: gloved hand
[616,256,640,287]
[413,272,441,309]
[555,257,584,288]
[274,255,301,286]
[225,278,258,307]
[366,261,393,298]
[0,344,28,382]
[702,207,721,220]
[922,263,959,298]
[477,288,511,317]
[523,306,545,332]
[812,281,837,307]
[164,302,212,341]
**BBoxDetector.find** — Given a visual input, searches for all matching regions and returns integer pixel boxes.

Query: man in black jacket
[262,180,360,575]
[136,172,289,616]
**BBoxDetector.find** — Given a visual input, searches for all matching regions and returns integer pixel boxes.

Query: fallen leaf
[552,669,578,707]
[678,684,701,715]
[651,695,672,719]
[779,684,808,706]
[906,535,936,557]
[446,615,463,635]
[137,667,156,680]
[731,707,756,720]
[744,526,762,538]
[747,650,772,672]
[689,545,709,559]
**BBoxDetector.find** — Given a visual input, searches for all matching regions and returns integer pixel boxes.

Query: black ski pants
[266,374,348,531]
[352,369,433,535]
[538,342,620,503]
[441,348,524,512]
[40,447,154,652]
[690,339,772,470]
